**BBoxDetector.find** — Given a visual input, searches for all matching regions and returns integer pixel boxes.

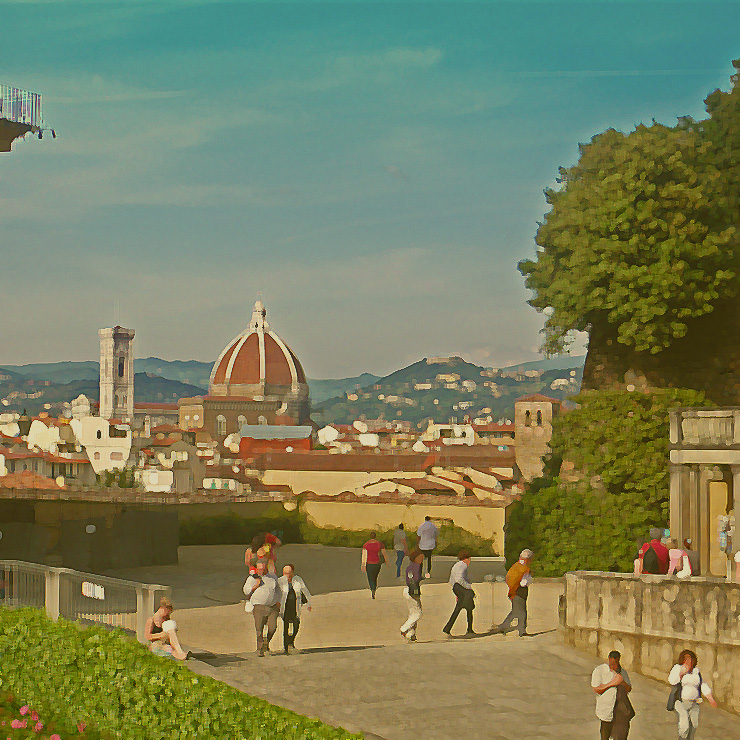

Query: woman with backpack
[668,649,717,739]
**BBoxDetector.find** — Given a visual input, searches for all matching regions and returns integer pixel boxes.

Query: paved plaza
[107,546,740,740]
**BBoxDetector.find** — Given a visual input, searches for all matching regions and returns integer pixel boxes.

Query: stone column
[669,464,684,545]
[698,466,717,575]
[687,465,700,549]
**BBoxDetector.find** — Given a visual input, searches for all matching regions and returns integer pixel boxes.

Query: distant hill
[499,355,586,372]
[308,373,381,404]
[0,369,206,416]
[315,356,583,427]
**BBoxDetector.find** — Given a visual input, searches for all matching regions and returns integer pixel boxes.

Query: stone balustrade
[560,571,740,715]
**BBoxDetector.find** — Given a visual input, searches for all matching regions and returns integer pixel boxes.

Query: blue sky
[2,1,739,378]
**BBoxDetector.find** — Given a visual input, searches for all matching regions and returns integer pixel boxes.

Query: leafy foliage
[0,609,363,740]
[504,388,708,575]
[519,117,740,356]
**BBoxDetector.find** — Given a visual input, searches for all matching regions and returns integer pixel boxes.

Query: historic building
[98,326,135,422]
[179,300,311,443]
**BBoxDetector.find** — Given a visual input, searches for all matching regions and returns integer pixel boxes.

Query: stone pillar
[669,464,684,545]
[688,466,700,549]
[698,466,717,575]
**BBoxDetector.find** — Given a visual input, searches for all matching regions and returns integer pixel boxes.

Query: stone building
[669,407,740,577]
[99,326,135,422]
[179,300,310,443]
[514,394,561,481]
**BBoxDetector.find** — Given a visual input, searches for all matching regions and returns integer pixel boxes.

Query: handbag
[614,683,635,721]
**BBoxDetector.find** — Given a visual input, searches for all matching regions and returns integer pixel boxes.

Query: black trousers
[600,718,630,740]
[366,563,381,593]
[283,608,300,651]
[443,583,474,633]
[420,548,434,574]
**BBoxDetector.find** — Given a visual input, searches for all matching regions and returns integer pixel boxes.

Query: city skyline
[2,1,740,377]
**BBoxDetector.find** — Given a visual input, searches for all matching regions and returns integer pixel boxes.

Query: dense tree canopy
[504,388,708,575]
[519,62,740,358]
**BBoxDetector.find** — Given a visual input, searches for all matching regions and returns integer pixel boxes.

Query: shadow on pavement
[294,645,384,655]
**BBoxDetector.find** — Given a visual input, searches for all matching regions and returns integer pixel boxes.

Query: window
[94,452,100,460]
[110,452,123,461]
[536,410,543,426]
[524,410,531,427]
[237,415,246,430]
[118,357,125,378]
[96,430,102,440]
[258,415,267,426]
[217,415,227,436]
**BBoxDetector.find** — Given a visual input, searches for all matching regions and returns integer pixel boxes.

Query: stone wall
[561,571,740,715]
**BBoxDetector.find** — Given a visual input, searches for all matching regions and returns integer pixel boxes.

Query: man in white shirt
[442,550,475,636]
[416,516,439,577]
[591,650,632,740]
[278,563,312,654]
[243,561,281,657]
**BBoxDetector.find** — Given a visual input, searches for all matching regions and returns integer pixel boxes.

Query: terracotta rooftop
[151,424,183,434]
[515,393,561,404]
[300,490,508,507]
[249,452,432,473]
[0,471,65,489]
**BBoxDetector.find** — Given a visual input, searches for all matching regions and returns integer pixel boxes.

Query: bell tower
[99,326,135,422]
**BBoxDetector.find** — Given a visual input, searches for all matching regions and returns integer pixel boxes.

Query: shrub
[179,507,303,546]
[0,608,362,740]
[505,387,709,575]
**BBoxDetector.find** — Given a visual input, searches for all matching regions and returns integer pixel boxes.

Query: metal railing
[0,85,43,127]
[0,560,170,643]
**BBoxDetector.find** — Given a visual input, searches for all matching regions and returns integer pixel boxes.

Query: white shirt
[449,560,472,589]
[591,664,631,722]
[278,574,312,618]
[668,665,712,702]
[417,521,438,550]
[243,573,280,606]
[520,571,533,587]
[393,528,408,551]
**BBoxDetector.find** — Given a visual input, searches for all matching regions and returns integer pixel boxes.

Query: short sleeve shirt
[417,521,438,550]
[363,540,383,564]
[591,664,630,722]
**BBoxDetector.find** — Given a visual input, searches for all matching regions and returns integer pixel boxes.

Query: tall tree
[519,65,740,400]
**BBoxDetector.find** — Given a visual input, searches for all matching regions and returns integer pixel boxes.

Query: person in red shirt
[361,532,388,599]
[637,528,670,575]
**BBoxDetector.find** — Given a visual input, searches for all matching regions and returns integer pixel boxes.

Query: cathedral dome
[209,300,307,396]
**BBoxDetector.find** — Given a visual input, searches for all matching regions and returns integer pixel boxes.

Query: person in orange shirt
[493,548,533,637]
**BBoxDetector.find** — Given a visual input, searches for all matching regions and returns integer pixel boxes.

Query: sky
[2,1,740,378]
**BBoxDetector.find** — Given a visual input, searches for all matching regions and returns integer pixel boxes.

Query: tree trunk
[581,298,740,405]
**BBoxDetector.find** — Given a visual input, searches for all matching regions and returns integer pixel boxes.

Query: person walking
[393,523,409,578]
[361,531,387,599]
[243,561,281,657]
[442,550,476,637]
[591,650,634,740]
[400,549,424,641]
[416,516,439,578]
[278,563,312,654]
[668,649,717,740]
[245,531,282,574]
[494,549,533,637]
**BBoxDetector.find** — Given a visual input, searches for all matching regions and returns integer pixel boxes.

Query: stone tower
[99,326,135,422]
[514,394,560,481]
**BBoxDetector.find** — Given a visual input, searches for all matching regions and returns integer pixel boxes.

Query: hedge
[180,507,499,557]
[0,608,363,740]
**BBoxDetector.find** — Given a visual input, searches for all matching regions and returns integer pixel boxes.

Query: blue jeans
[395,550,406,577]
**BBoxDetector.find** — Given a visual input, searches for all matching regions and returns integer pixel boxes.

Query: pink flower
[50,735,62,740]
[10,719,26,729]
[31,711,39,721]
[77,721,86,732]
[34,721,43,731]
[19,706,29,716]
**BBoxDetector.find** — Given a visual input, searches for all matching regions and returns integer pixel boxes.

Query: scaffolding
[0,84,43,127]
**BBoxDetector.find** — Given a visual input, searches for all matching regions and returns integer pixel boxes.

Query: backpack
[642,545,660,574]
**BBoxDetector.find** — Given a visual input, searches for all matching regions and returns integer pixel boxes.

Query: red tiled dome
[209,300,307,392]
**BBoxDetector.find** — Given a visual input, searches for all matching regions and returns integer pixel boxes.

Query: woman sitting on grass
[144,596,190,660]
